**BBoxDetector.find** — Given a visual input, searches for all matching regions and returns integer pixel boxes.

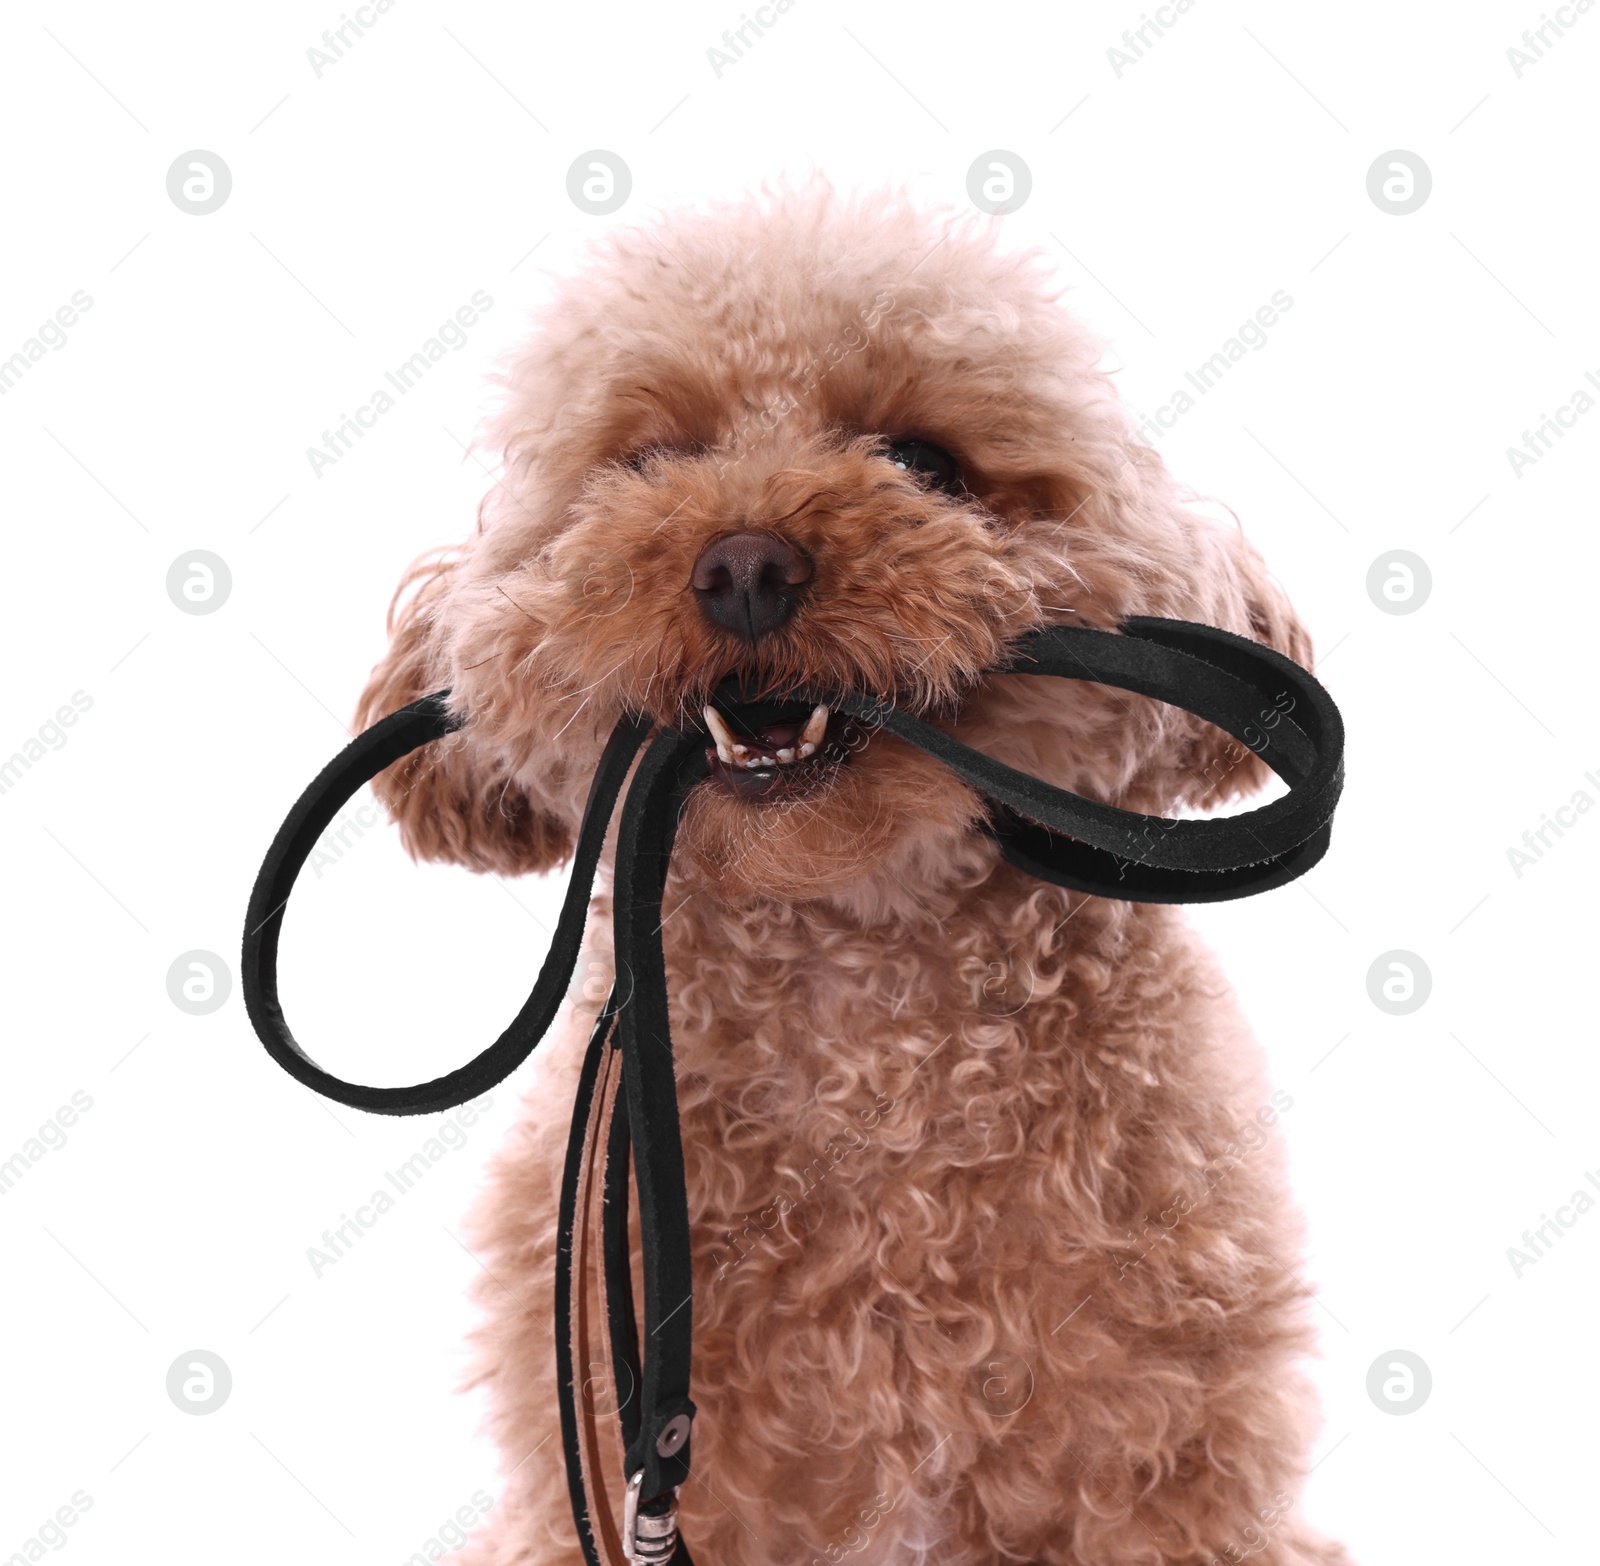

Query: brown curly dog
[357,184,1351,1566]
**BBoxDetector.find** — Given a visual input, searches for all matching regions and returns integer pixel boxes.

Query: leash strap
[557,1001,632,1566]
[836,616,1342,901]
[241,698,652,1115]
[240,617,1344,1565]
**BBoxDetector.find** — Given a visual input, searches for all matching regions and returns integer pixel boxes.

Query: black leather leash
[241,617,1344,1566]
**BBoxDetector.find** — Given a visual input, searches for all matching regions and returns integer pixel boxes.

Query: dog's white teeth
[709,704,827,775]
[703,707,737,751]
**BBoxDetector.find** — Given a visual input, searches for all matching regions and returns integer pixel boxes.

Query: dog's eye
[885,439,963,494]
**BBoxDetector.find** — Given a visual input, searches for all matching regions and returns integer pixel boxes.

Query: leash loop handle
[827,618,1343,902]
[240,693,651,1116]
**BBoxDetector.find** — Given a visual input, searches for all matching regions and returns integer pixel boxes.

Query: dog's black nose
[690,532,811,640]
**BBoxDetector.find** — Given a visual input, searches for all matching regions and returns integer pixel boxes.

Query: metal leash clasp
[622,1471,681,1565]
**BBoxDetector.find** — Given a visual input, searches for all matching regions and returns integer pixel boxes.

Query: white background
[2,1,1597,1562]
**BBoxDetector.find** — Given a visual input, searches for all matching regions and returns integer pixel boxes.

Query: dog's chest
[659,913,1080,1277]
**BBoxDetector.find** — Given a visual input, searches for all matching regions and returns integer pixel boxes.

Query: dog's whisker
[547,689,599,744]
[494,584,542,626]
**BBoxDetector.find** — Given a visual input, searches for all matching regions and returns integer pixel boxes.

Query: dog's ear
[1165,522,1314,812]
[1214,523,1313,672]
[353,553,574,876]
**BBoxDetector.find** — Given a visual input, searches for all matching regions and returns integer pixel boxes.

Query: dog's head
[358,187,1308,914]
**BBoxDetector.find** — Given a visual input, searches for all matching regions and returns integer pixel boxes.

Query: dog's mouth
[700,696,864,800]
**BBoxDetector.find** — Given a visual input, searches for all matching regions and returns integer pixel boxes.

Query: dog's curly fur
[357,184,1350,1566]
